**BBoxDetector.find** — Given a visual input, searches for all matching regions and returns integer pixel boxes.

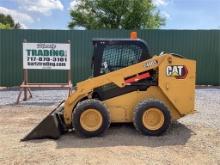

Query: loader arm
[64,54,166,126]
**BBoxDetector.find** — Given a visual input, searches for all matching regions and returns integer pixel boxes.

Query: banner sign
[23,43,70,70]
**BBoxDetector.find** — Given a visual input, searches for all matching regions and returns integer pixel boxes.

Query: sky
[0,0,220,29]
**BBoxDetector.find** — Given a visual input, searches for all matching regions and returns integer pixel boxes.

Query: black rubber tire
[133,99,171,136]
[72,99,110,137]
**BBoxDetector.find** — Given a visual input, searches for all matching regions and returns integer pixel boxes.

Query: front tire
[73,99,110,137]
[133,99,171,136]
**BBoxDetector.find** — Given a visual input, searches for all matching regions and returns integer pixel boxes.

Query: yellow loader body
[64,54,196,126]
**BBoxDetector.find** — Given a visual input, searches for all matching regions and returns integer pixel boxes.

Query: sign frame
[16,39,73,104]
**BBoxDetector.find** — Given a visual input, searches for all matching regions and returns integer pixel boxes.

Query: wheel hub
[142,108,165,130]
[80,109,103,131]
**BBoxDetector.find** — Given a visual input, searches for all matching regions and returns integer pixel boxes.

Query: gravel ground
[0,88,67,106]
[0,87,219,164]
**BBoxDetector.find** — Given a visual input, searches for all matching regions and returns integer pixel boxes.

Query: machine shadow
[54,121,194,149]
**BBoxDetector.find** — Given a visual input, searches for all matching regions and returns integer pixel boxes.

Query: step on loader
[21,32,196,141]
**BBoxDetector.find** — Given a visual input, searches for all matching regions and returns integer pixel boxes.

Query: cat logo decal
[166,65,188,79]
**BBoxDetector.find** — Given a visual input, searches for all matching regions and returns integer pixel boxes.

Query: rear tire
[73,99,110,137]
[133,99,171,136]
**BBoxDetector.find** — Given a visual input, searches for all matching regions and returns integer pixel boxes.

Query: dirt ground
[0,89,219,165]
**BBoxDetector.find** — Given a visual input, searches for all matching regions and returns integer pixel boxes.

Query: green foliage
[68,0,165,29]
[0,23,11,29]
[0,13,21,29]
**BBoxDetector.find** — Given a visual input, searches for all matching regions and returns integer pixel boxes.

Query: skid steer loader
[22,32,196,141]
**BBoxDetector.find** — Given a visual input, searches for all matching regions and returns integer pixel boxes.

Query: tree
[0,13,21,29]
[68,0,165,29]
[14,22,21,29]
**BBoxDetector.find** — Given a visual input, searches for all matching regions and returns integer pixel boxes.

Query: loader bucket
[21,101,66,141]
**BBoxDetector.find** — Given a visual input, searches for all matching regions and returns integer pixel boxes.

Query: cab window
[100,45,142,74]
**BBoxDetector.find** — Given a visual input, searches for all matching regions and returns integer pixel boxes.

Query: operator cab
[92,38,151,77]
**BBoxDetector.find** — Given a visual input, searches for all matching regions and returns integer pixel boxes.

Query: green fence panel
[0,29,219,86]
